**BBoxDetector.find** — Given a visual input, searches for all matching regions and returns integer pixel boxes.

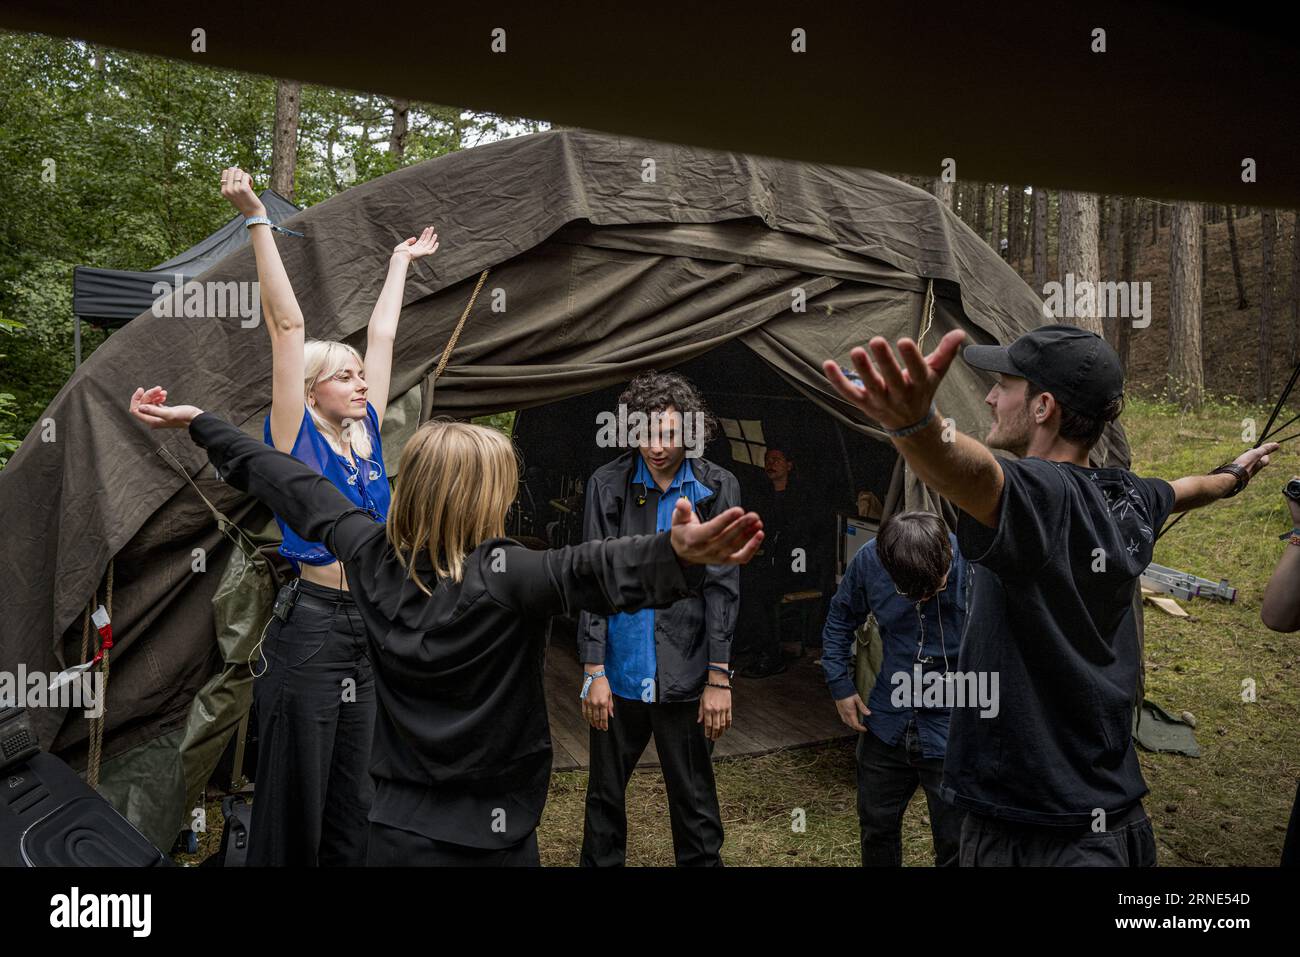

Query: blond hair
[304,339,373,459]
[386,418,520,592]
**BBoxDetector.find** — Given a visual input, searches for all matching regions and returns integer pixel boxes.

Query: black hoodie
[189,413,707,849]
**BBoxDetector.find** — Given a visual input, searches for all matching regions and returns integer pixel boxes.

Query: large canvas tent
[0,129,1130,847]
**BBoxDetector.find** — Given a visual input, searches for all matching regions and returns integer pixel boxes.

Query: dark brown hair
[617,370,718,444]
[877,510,952,602]
[1025,381,1124,450]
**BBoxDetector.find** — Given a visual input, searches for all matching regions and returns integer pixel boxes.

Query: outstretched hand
[393,226,439,262]
[669,498,763,565]
[129,386,204,430]
[821,329,967,433]
[1234,442,1280,480]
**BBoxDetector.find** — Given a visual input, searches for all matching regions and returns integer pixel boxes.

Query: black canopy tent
[70,188,300,364]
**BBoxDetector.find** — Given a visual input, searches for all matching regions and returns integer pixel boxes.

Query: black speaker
[0,708,169,867]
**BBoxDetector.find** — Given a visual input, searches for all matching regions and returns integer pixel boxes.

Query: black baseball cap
[962,324,1124,418]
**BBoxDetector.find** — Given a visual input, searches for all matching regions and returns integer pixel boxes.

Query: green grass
[177,398,1300,866]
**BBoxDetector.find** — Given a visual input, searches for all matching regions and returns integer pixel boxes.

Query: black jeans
[856,723,963,867]
[248,579,376,866]
[580,695,724,866]
[958,803,1157,867]
[365,821,540,867]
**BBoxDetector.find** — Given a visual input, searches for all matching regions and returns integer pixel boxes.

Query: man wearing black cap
[822,324,1278,866]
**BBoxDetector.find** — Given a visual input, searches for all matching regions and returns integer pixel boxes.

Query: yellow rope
[433,268,490,382]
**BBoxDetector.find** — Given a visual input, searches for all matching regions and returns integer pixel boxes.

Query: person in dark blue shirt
[577,372,741,866]
[822,509,969,866]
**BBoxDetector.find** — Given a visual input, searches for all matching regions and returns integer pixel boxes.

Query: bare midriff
[299,559,349,592]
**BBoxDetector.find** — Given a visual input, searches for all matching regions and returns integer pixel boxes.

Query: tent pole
[74,315,81,368]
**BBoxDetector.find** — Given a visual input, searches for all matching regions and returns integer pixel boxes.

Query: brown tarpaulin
[0,129,1127,839]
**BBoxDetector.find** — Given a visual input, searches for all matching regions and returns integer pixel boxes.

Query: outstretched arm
[220,167,305,453]
[365,228,439,427]
[130,389,380,561]
[1168,443,1277,513]
[821,330,1005,528]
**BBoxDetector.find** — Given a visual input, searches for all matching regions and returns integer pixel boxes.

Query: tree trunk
[1118,197,1137,371]
[1104,195,1123,349]
[932,177,954,210]
[1057,191,1103,335]
[991,184,1004,256]
[271,78,302,200]
[1168,202,1204,410]
[1292,211,1300,365]
[1033,187,1048,290]
[974,184,988,241]
[1149,200,1158,245]
[389,97,411,165]
[1260,208,1277,402]
[1199,203,1208,295]
[1226,205,1248,309]
[1007,186,1020,263]
[935,179,956,210]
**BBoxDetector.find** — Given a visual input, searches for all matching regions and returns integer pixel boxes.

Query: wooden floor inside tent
[544,634,853,771]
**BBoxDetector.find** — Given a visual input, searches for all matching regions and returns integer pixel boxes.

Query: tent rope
[434,268,490,383]
[918,279,936,349]
[85,560,113,789]
[421,268,490,424]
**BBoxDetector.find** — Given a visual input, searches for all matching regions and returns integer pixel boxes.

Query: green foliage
[0,30,545,446]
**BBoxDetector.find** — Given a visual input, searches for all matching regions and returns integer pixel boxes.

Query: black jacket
[188,413,707,849]
[576,450,740,701]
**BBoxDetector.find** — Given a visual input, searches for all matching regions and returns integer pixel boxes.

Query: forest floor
[176,396,1300,867]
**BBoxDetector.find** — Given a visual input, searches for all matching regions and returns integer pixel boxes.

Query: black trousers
[248,580,377,866]
[365,821,540,867]
[958,804,1157,867]
[580,695,724,866]
[1282,779,1300,866]
[856,723,963,867]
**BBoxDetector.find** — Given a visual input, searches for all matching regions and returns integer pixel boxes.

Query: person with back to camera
[129,386,764,865]
[214,166,437,865]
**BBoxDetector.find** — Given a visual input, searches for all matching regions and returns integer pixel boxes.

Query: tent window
[720,417,767,467]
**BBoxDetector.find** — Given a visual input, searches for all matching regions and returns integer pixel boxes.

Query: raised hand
[129,386,204,430]
[821,329,967,433]
[219,167,266,219]
[392,227,439,263]
[668,498,763,565]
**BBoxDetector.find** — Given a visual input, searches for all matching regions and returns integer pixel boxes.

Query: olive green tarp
[0,129,1129,845]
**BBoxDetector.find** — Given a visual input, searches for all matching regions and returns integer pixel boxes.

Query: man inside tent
[822,324,1277,866]
[576,371,741,866]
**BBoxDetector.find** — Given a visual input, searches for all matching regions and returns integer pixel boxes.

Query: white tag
[91,604,110,630]
[48,660,95,692]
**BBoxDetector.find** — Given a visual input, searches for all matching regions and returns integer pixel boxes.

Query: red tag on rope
[90,604,113,663]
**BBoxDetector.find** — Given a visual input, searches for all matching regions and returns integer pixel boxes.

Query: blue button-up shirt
[605,455,711,702]
[821,533,968,759]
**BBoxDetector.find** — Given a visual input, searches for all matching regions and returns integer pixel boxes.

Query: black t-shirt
[942,456,1175,826]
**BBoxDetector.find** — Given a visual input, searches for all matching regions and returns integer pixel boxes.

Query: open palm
[394,226,439,262]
